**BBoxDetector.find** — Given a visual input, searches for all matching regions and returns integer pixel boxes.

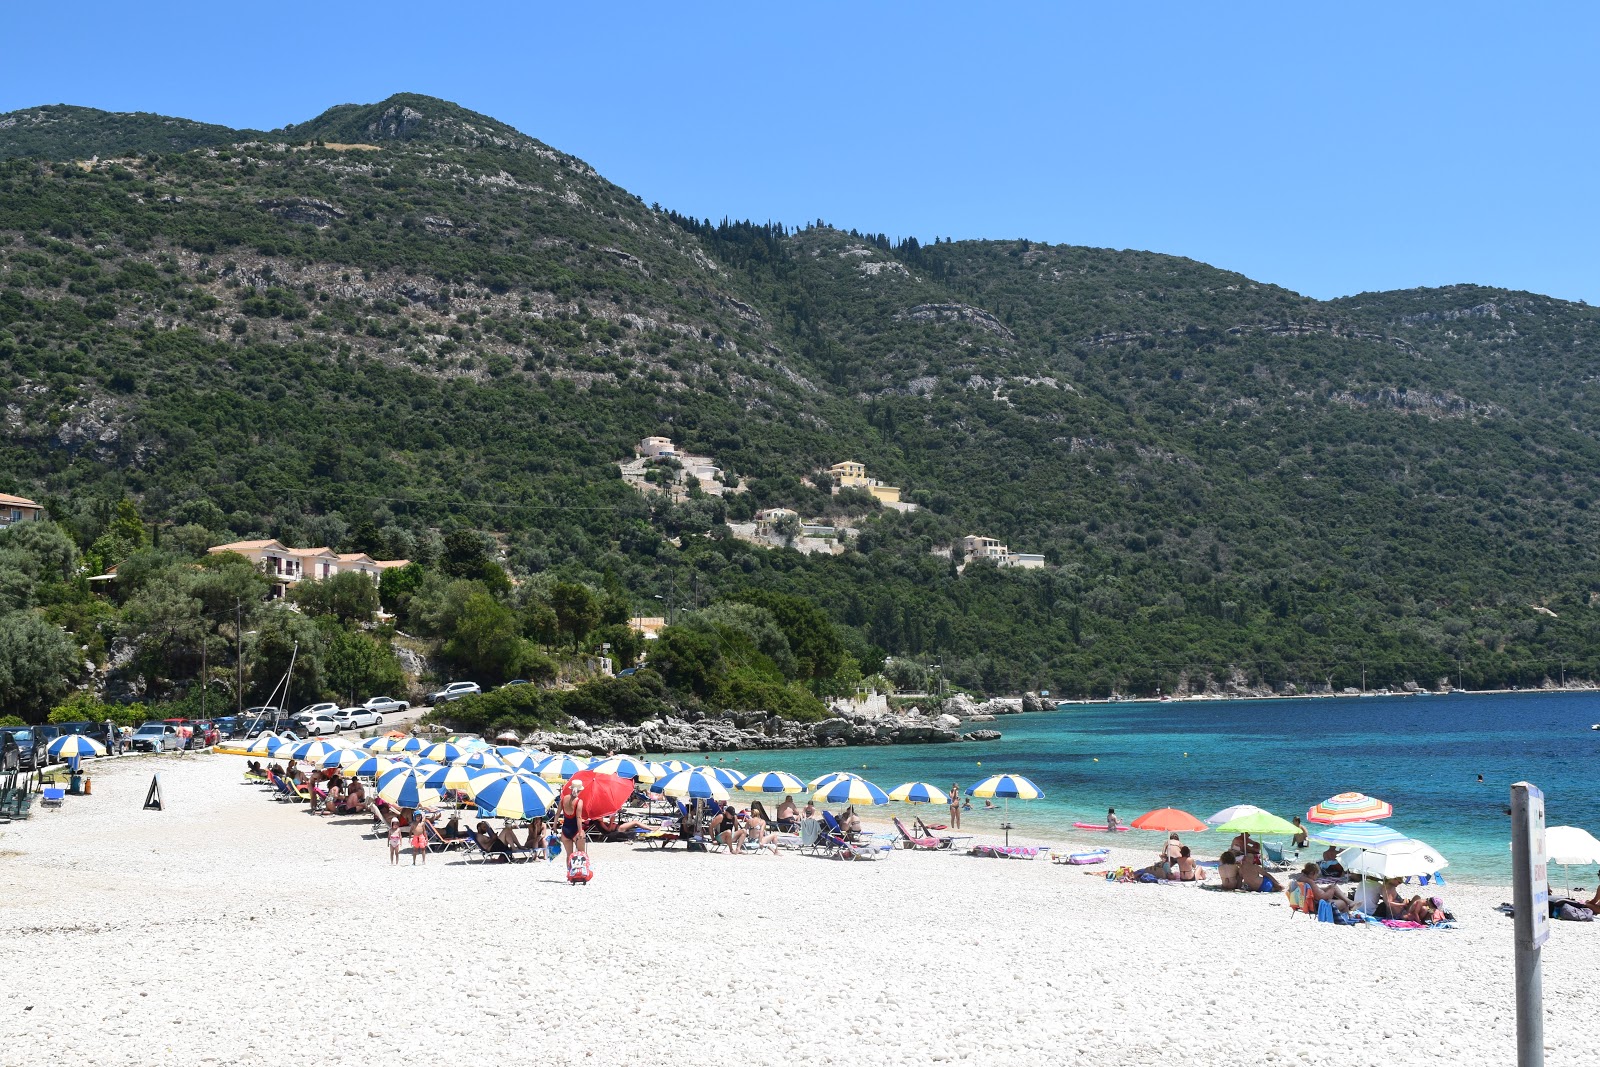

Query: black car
[31,725,61,765]
[1,726,43,771]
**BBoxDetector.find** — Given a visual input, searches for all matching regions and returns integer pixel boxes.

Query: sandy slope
[1,753,1595,1067]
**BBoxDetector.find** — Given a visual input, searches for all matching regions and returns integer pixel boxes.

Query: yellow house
[827,461,902,504]
[0,492,44,529]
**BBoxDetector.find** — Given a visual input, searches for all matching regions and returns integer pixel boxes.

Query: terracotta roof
[287,546,338,558]
[208,539,288,553]
[0,492,42,508]
[373,558,411,569]
[335,553,377,564]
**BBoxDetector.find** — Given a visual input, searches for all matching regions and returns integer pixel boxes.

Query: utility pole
[1510,781,1548,1067]
[235,598,244,714]
[201,634,207,719]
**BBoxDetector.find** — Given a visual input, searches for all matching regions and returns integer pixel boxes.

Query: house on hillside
[0,492,44,529]
[958,534,1046,570]
[618,435,743,502]
[209,539,410,597]
[629,616,667,640]
[823,460,916,510]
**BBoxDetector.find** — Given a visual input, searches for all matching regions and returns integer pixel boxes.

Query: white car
[295,712,342,736]
[361,696,409,715]
[336,706,383,729]
[427,682,481,704]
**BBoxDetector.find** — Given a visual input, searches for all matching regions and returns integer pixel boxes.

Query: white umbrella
[1205,804,1267,826]
[1338,838,1448,882]
[1542,826,1600,897]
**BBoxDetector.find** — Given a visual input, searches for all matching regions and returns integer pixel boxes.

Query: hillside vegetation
[3,92,1599,723]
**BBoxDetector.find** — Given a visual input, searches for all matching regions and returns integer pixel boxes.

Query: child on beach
[387,818,402,865]
[411,817,427,865]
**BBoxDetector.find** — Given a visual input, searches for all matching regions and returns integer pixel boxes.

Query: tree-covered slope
[0,104,250,161]
[4,92,1600,700]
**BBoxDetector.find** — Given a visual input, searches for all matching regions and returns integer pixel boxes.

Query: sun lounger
[968,844,1048,860]
[893,817,943,850]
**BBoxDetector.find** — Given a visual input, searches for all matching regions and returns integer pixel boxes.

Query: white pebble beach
[2,752,1597,1066]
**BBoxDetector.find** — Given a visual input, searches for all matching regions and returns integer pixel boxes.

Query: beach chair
[40,787,65,809]
[892,817,941,850]
[913,817,972,851]
[421,819,465,854]
[266,771,297,801]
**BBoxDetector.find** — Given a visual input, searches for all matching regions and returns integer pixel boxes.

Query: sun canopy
[967,774,1045,800]
[1131,808,1208,833]
[1338,838,1448,880]
[887,782,951,805]
[1545,825,1600,867]
[1212,810,1301,837]
[1306,791,1393,825]
[1308,821,1407,849]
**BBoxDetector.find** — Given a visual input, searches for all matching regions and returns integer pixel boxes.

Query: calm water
[690,691,1600,883]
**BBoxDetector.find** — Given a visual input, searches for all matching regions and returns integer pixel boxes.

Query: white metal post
[1510,781,1548,1067]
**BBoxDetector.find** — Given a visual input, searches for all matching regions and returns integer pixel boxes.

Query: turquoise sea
[691,690,1600,884]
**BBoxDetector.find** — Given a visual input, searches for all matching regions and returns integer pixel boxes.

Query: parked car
[1,726,44,770]
[31,725,61,764]
[295,711,342,736]
[334,706,383,729]
[297,702,341,719]
[54,720,116,753]
[500,679,530,688]
[360,696,409,715]
[130,723,180,753]
[427,682,481,704]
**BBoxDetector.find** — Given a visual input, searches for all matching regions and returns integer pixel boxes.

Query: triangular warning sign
[143,773,164,811]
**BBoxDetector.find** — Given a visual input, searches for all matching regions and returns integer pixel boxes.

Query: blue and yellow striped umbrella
[697,765,747,788]
[422,762,483,793]
[375,766,441,809]
[493,745,526,759]
[740,771,806,795]
[47,734,106,760]
[806,771,861,793]
[967,774,1045,800]
[343,755,399,780]
[656,759,693,775]
[888,781,950,805]
[288,739,342,763]
[421,742,464,763]
[360,735,396,751]
[590,755,656,783]
[452,751,507,771]
[652,768,732,802]
[812,777,890,806]
[534,754,585,782]
[470,772,557,819]
[499,751,542,773]
[388,737,425,754]
[318,748,367,773]
[244,733,287,756]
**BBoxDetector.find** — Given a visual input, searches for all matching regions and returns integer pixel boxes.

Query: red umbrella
[1130,807,1209,832]
[561,770,634,821]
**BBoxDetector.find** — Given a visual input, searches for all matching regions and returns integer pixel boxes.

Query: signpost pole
[1510,781,1547,1067]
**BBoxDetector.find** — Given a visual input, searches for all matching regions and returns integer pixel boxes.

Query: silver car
[130,723,180,752]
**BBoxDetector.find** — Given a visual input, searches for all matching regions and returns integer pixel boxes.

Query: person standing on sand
[410,816,427,865]
[387,818,402,865]
[949,784,962,830]
[560,780,587,873]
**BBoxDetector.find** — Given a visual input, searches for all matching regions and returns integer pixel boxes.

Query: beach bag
[1557,903,1594,921]
[546,835,562,859]
[567,854,593,885]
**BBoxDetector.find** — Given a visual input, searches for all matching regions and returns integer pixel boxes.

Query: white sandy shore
[2,753,1597,1067]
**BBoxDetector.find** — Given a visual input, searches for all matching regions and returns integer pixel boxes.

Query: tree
[551,582,601,650]
[248,608,326,709]
[648,626,723,698]
[119,577,204,696]
[293,570,379,623]
[379,561,427,617]
[0,611,81,721]
[322,623,404,703]
[441,590,525,682]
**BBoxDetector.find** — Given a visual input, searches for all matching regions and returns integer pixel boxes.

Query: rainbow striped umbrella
[375,766,441,809]
[652,768,731,802]
[887,781,950,805]
[47,734,106,760]
[1306,791,1393,825]
[812,777,890,806]
[967,774,1045,800]
[534,754,585,782]
[740,771,807,795]
[1307,820,1408,849]
[591,755,656,782]
[470,771,557,819]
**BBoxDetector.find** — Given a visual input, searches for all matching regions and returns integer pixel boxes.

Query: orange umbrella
[1131,807,1208,832]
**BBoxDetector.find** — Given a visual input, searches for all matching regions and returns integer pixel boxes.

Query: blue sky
[5,2,1596,302]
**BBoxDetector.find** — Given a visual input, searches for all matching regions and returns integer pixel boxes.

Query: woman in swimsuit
[1174,845,1204,881]
[560,780,587,873]
[949,785,962,830]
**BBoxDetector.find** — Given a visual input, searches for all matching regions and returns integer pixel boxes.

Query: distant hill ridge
[2,91,1598,696]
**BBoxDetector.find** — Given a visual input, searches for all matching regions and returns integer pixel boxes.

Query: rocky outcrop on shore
[510,704,1002,755]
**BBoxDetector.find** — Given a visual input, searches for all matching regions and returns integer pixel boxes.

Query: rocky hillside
[4,92,1599,696]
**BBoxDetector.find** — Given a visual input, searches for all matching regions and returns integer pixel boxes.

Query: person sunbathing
[1374,876,1408,919]
[1217,851,1242,890]
[475,821,515,861]
[1291,863,1352,911]
[743,810,781,854]
[1239,852,1282,893]
[840,807,863,840]
[1587,874,1600,913]
[1318,845,1346,877]
[1137,857,1175,880]
[775,796,799,831]
[711,807,745,853]
[1174,845,1206,881]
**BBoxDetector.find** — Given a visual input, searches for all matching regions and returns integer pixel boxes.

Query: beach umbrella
[887,782,950,805]
[421,742,465,763]
[1307,821,1407,850]
[499,751,542,773]
[642,761,674,783]
[697,765,747,788]
[653,767,732,803]
[591,755,656,783]
[741,771,807,795]
[1306,791,1394,825]
[472,772,557,820]
[813,777,890,806]
[656,759,693,775]
[534,754,585,782]
[47,734,106,760]
[1545,825,1600,867]
[388,737,425,754]
[1337,838,1447,882]
[967,774,1045,846]
[452,750,508,771]
[1212,808,1301,859]
[317,748,367,773]
[562,770,634,821]
[422,762,484,794]
[244,733,286,755]
[967,774,1045,800]
[806,771,862,793]
[493,745,526,759]
[1131,807,1208,833]
[375,766,442,810]
[1205,804,1267,827]
[288,739,342,763]
[343,755,399,780]
[360,736,394,751]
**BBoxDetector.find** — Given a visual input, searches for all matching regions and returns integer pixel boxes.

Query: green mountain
[3,91,1599,702]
